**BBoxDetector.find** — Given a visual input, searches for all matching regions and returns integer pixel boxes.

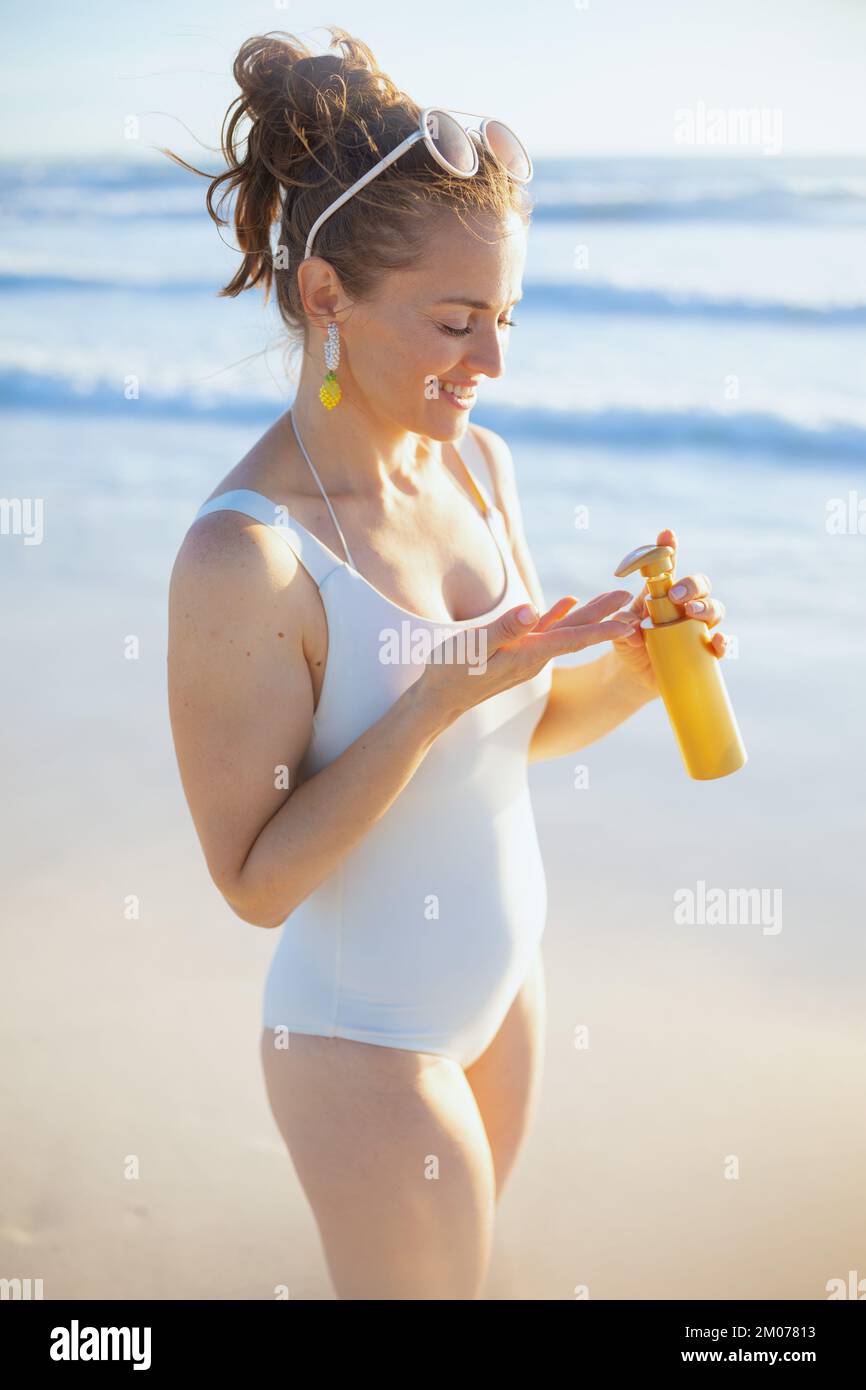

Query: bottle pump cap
[614,543,679,625]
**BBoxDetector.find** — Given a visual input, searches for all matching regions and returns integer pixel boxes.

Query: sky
[1,0,865,159]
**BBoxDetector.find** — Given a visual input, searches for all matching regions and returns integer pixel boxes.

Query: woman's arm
[168,511,454,929]
[527,651,655,763]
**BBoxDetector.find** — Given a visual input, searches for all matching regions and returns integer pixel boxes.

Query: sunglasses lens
[424,109,476,174]
[483,120,532,181]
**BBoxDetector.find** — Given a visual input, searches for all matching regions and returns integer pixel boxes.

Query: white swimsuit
[192,427,552,1068]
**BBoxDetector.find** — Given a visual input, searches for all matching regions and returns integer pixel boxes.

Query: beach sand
[2,712,863,1300]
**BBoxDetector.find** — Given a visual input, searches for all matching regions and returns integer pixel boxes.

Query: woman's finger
[532,596,580,632]
[539,589,634,633]
[668,572,712,606]
[525,616,640,662]
[624,586,649,620]
[683,596,725,628]
[611,614,645,643]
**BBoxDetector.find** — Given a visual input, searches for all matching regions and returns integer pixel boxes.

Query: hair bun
[162,27,526,341]
[233,34,303,123]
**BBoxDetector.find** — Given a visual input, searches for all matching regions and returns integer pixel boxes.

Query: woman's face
[343,209,528,440]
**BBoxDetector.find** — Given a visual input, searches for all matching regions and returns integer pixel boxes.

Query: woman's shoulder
[174,417,309,587]
[170,468,311,631]
[168,514,305,679]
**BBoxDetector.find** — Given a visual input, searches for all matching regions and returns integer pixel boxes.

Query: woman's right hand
[415,590,640,723]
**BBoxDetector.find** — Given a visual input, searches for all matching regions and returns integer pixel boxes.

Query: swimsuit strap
[192,489,342,588]
[289,410,356,569]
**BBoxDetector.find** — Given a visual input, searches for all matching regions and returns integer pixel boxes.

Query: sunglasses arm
[303,130,425,261]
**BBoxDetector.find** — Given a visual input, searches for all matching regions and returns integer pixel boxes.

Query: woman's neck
[286,365,446,500]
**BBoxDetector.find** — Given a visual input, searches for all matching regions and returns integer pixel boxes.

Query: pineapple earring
[319,321,342,410]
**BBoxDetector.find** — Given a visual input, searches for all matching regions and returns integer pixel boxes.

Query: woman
[167,28,729,1300]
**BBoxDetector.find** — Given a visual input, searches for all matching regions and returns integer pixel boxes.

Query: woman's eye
[438,318,517,337]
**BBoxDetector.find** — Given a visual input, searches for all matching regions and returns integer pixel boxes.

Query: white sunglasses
[303,107,533,261]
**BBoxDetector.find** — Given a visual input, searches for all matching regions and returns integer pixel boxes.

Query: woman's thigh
[260,1029,497,1300]
[463,946,546,1200]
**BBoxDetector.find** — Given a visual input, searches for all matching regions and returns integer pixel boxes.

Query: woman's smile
[437,378,479,409]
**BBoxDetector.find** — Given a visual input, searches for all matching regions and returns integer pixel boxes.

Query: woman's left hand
[608,528,729,698]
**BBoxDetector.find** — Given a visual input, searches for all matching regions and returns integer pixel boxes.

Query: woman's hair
[163,28,532,342]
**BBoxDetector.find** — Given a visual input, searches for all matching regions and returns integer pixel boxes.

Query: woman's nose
[462,328,507,380]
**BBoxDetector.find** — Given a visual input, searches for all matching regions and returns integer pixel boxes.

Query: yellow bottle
[613,543,747,780]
